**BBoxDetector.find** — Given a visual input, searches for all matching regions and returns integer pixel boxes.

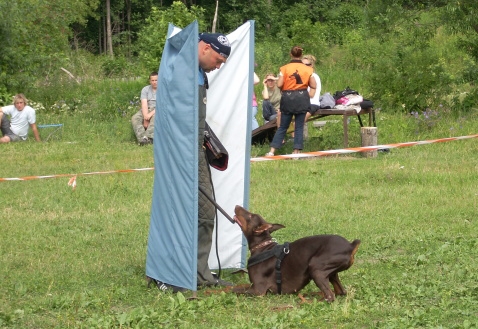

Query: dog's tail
[349,239,361,266]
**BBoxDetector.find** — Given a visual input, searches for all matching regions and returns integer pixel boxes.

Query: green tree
[441,0,478,109]
[442,0,478,61]
[136,1,205,72]
[0,0,99,91]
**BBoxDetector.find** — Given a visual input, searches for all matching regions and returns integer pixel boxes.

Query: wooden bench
[252,107,376,148]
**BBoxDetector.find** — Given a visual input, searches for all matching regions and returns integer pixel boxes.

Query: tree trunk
[212,0,219,33]
[103,15,108,54]
[72,28,79,51]
[126,0,131,58]
[106,0,114,56]
[98,18,102,54]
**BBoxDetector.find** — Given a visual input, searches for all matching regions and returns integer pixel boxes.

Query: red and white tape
[0,168,154,183]
[251,134,478,162]
[1,134,477,184]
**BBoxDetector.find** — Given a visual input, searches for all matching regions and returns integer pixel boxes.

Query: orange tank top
[280,60,313,91]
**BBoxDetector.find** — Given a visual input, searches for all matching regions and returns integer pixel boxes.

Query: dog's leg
[232,284,253,294]
[311,271,335,302]
[329,272,346,296]
[232,283,269,296]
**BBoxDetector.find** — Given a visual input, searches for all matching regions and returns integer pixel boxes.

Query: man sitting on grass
[131,71,158,146]
[0,94,41,143]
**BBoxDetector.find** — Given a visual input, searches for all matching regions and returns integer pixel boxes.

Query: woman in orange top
[266,46,316,156]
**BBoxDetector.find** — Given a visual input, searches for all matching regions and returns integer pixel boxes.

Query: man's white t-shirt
[2,105,36,139]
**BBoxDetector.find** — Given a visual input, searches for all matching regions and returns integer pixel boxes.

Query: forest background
[1,0,478,116]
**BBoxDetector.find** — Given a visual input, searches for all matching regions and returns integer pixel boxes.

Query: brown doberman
[233,205,360,302]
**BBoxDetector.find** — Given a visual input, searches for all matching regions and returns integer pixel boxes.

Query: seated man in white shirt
[0,93,41,143]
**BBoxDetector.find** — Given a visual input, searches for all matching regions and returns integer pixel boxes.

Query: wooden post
[361,127,378,158]
[342,114,349,148]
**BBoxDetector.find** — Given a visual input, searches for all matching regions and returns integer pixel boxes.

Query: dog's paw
[232,283,252,294]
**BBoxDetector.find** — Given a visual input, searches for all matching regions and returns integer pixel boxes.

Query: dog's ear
[253,223,273,235]
[269,224,285,233]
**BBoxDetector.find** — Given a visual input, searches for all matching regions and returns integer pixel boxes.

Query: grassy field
[1,107,478,328]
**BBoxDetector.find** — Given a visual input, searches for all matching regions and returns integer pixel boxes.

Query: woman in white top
[302,54,322,122]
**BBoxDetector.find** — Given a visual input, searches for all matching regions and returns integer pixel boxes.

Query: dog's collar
[250,239,276,252]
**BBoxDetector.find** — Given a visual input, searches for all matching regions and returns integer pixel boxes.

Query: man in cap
[150,32,232,293]
[196,33,233,288]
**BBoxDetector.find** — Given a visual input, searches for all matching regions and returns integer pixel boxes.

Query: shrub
[101,55,138,78]
[451,88,478,113]
[136,2,205,73]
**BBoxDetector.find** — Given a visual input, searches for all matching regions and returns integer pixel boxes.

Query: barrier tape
[1,134,477,184]
[251,134,478,162]
[0,168,154,183]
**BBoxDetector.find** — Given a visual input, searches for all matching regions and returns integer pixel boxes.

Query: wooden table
[251,107,376,148]
[310,107,376,148]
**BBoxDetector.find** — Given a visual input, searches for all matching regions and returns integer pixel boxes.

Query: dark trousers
[270,112,306,150]
[1,115,14,136]
[196,85,216,285]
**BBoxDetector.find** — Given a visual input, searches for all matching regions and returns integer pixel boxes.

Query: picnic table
[252,106,376,148]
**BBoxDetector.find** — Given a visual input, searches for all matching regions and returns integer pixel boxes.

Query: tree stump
[361,127,378,158]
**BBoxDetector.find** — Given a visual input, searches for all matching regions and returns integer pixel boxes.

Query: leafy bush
[322,3,365,45]
[451,88,478,112]
[0,85,13,106]
[367,44,452,112]
[255,40,290,76]
[101,55,138,78]
[136,1,205,73]
[460,57,478,85]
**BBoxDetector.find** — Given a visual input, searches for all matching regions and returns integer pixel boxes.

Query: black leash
[200,72,234,281]
[198,185,235,224]
[275,242,290,294]
[200,151,235,280]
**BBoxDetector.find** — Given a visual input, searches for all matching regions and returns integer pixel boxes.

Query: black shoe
[214,278,234,287]
[209,273,234,287]
[148,278,187,293]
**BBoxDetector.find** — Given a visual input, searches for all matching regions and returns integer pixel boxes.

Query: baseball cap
[199,33,231,59]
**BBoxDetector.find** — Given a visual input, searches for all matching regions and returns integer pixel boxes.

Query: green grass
[1,101,478,328]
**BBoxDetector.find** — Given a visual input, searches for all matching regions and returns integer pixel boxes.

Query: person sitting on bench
[261,73,281,125]
[302,54,322,122]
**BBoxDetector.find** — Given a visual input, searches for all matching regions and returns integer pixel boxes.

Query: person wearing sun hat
[262,73,281,124]
[196,32,233,288]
